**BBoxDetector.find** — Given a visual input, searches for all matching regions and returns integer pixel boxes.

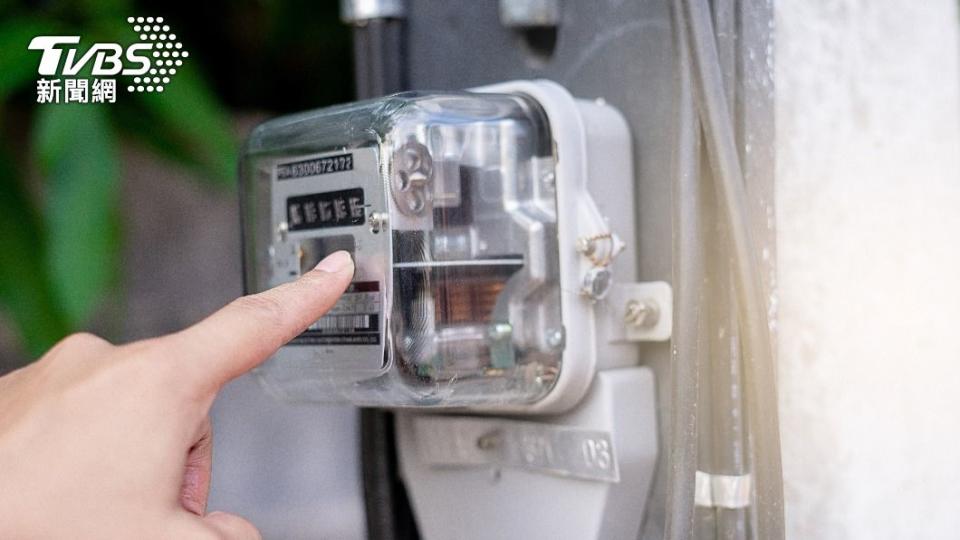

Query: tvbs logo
[30,36,153,76]
[29,16,188,104]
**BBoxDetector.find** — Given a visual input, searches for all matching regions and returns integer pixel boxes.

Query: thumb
[203,511,262,540]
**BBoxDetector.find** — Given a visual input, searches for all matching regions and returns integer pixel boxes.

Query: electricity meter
[241,80,633,413]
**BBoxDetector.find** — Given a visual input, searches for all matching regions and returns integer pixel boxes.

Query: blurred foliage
[137,0,352,112]
[0,0,351,360]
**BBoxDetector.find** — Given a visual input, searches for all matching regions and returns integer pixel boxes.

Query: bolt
[625,299,660,328]
[581,267,613,300]
[545,327,565,349]
[277,221,289,242]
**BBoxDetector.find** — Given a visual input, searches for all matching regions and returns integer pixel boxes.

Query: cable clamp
[694,471,752,509]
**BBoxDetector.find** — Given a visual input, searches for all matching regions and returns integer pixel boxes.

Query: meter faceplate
[267,147,388,373]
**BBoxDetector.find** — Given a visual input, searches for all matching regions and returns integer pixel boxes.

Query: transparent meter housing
[241,90,562,409]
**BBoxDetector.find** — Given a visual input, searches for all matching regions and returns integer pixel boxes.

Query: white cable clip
[694,471,752,509]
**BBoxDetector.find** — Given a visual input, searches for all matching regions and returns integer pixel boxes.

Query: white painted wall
[775,1,960,538]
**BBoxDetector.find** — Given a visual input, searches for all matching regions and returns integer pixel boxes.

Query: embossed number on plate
[413,416,620,483]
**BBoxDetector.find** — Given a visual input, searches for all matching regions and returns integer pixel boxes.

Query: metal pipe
[351,18,406,99]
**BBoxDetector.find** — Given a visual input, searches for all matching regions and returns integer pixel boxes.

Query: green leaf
[0,144,70,356]
[0,16,62,101]
[134,65,238,188]
[33,104,120,327]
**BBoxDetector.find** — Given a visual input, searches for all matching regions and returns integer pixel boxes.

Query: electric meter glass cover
[241,92,563,408]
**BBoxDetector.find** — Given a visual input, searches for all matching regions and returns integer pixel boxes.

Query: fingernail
[314,250,353,273]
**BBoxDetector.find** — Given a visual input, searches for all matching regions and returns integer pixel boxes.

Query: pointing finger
[163,250,353,392]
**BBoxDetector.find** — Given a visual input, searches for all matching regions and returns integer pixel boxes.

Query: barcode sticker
[309,315,372,331]
[293,281,381,346]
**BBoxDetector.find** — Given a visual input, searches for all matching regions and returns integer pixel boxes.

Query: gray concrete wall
[776,1,960,537]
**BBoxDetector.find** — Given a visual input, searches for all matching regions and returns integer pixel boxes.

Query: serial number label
[277,153,353,180]
[287,188,365,231]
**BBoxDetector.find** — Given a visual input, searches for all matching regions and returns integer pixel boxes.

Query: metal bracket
[340,0,406,23]
[605,281,673,342]
[694,471,752,509]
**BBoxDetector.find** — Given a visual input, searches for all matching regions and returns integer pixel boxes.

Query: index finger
[163,250,354,392]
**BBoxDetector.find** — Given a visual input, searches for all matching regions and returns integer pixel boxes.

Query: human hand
[0,250,354,539]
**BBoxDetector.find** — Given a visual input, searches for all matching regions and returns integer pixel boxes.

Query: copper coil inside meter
[392,258,524,380]
[433,267,509,324]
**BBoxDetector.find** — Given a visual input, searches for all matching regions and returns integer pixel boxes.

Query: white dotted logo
[125,16,188,94]
[27,16,190,103]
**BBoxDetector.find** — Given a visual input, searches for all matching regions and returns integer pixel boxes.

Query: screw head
[581,267,613,300]
[625,299,660,328]
[545,327,565,349]
[368,211,388,234]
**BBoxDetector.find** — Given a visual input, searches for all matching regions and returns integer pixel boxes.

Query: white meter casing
[241,80,633,413]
